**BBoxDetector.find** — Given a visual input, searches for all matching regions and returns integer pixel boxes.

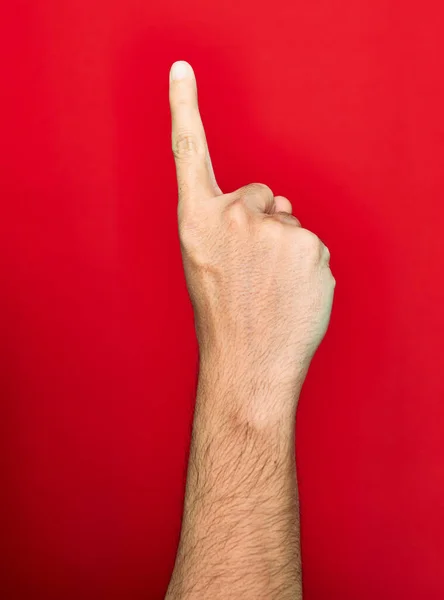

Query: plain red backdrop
[0,1,443,598]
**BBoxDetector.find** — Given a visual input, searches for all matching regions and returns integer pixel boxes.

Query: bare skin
[165,60,335,600]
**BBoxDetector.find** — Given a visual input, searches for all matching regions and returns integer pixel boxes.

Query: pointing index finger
[169,61,220,205]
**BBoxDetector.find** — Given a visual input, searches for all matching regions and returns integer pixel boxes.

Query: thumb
[232,183,276,214]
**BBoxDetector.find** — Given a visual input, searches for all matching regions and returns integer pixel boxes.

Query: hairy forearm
[166,356,303,600]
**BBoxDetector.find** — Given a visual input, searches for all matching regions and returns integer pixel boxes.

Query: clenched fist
[169,61,335,410]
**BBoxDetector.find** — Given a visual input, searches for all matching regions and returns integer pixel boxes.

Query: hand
[169,61,335,406]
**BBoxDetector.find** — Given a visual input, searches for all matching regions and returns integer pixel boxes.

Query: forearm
[166,356,303,600]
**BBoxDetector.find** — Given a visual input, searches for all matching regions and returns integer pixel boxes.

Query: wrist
[198,338,309,388]
[196,351,304,434]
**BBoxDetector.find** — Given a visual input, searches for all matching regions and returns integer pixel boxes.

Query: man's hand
[170,60,335,424]
[166,60,335,600]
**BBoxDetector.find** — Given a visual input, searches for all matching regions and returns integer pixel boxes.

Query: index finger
[169,61,220,205]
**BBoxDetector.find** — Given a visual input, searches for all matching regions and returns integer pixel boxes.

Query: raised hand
[170,60,335,417]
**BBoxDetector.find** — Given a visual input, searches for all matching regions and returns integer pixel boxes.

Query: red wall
[1,1,443,598]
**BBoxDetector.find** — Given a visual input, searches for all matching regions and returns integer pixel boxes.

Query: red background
[1,1,443,598]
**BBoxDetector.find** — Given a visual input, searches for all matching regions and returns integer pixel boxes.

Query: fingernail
[170,61,192,81]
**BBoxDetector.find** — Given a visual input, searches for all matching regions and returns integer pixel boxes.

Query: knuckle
[243,182,273,198]
[172,131,201,160]
[323,244,331,262]
[261,215,285,239]
[255,182,273,194]
[274,212,299,226]
[224,198,249,228]
[178,206,199,244]
[299,228,321,253]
